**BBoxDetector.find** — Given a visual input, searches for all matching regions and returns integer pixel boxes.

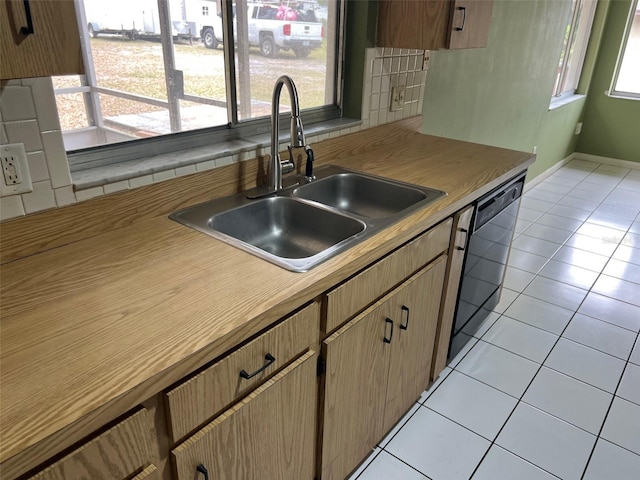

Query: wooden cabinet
[165,302,319,443]
[172,350,318,480]
[28,409,153,480]
[320,257,447,480]
[431,205,474,381]
[377,0,493,50]
[0,0,83,79]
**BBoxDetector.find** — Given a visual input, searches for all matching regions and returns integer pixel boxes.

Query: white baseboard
[572,152,640,170]
[523,153,575,192]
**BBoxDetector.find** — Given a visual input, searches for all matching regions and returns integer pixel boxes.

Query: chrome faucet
[268,75,314,191]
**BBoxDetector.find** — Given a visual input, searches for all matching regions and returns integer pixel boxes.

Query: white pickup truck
[201,1,324,58]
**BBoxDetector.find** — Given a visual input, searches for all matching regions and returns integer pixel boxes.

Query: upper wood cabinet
[377,0,493,51]
[0,0,83,80]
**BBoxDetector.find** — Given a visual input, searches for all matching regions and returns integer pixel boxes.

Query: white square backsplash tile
[4,120,43,152]
[41,130,72,188]
[362,48,427,127]
[21,181,56,214]
[0,85,37,121]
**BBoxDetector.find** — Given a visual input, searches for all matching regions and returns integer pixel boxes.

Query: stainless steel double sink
[170,165,446,272]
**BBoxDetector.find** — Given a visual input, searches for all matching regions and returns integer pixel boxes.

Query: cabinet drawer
[325,218,451,332]
[165,302,319,442]
[28,409,152,480]
[172,350,318,480]
[132,465,159,480]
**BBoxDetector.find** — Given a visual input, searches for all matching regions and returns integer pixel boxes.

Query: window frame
[551,0,598,106]
[608,0,640,100]
[65,0,347,172]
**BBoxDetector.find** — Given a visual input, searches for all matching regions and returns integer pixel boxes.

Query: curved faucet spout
[269,75,306,191]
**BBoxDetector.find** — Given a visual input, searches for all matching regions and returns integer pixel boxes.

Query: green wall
[422,0,573,158]
[577,0,640,163]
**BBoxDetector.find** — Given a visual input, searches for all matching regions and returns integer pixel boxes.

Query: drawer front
[165,302,319,442]
[172,350,318,480]
[325,218,452,333]
[29,409,152,480]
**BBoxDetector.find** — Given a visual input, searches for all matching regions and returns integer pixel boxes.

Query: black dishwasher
[448,172,526,360]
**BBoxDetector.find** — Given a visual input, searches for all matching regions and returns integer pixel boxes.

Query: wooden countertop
[0,117,534,475]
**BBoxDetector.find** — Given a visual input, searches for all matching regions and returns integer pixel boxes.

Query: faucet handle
[304,146,315,182]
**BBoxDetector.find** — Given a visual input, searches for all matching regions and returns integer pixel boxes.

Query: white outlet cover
[1,143,33,197]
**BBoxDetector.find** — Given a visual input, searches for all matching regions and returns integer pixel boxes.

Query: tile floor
[349,159,640,480]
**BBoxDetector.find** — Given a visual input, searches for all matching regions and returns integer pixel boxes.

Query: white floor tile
[623,231,640,248]
[522,367,612,434]
[535,212,583,232]
[512,235,562,258]
[548,205,591,221]
[629,221,640,235]
[447,334,480,368]
[603,189,640,208]
[578,293,640,332]
[419,366,453,404]
[386,407,490,480]
[424,371,518,440]
[504,295,574,335]
[506,249,549,274]
[493,288,518,313]
[471,445,557,480]
[525,189,564,204]
[586,211,634,231]
[617,363,640,406]
[503,267,536,292]
[601,397,640,455]
[630,340,640,366]
[535,182,574,195]
[496,403,596,480]
[522,276,588,311]
[576,222,627,241]
[566,186,608,203]
[465,311,500,339]
[379,403,421,448]
[520,223,572,244]
[520,198,555,213]
[455,340,539,397]
[356,451,427,480]
[583,439,640,480]
[552,245,609,272]
[555,195,598,212]
[592,275,640,307]
[603,258,640,285]
[348,448,381,480]
[517,207,545,222]
[565,233,619,257]
[563,313,636,359]
[482,316,557,363]
[515,219,532,234]
[544,338,626,393]
[613,244,640,266]
[538,259,599,290]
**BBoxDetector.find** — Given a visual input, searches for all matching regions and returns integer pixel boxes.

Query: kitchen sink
[170,165,446,272]
[293,172,432,219]
[209,197,365,261]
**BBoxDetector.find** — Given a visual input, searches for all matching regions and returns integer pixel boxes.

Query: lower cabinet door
[172,350,318,480]
[383,257,447,434]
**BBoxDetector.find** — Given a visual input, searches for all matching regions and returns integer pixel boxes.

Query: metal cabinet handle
[20,0,34,35]
[456,6,467,32]
[459,228,468,233]
[196,464,209,480]
[456,246,465,251]
[400,306,410,330]
[239,353,276,379]
[383,318,394,344]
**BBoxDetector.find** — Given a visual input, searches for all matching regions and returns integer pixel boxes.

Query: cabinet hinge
[317,356,326,377]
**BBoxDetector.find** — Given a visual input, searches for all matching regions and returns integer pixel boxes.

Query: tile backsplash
[0,48,428,221]
[0,78,73,220]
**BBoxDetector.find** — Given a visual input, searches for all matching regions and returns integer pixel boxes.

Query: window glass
[611,1,640,98]
[53,0,341,153]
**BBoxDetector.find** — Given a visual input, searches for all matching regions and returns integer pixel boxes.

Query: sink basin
[209,197,365,260]
[293,172,430,219]
[170,165,446,272]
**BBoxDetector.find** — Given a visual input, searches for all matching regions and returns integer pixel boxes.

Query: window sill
[549,94,586,111]
[72,117,362,191]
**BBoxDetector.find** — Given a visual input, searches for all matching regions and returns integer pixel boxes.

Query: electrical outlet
[423,51,431,71]
[1,143,33,197]
[390,85,406,112]
[575,122,583,135]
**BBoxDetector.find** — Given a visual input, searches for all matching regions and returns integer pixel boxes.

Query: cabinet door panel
[383,257,447,434]
[321,299,393,480]
[448,0,494,49]
[172,351,317,480]
[0,0,83,79]
[377,0,451,50]
[432,205,474,380]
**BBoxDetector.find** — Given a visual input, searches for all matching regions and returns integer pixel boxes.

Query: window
[54,0,343,169]
[552,0,598,100]
[610,0,640,99]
